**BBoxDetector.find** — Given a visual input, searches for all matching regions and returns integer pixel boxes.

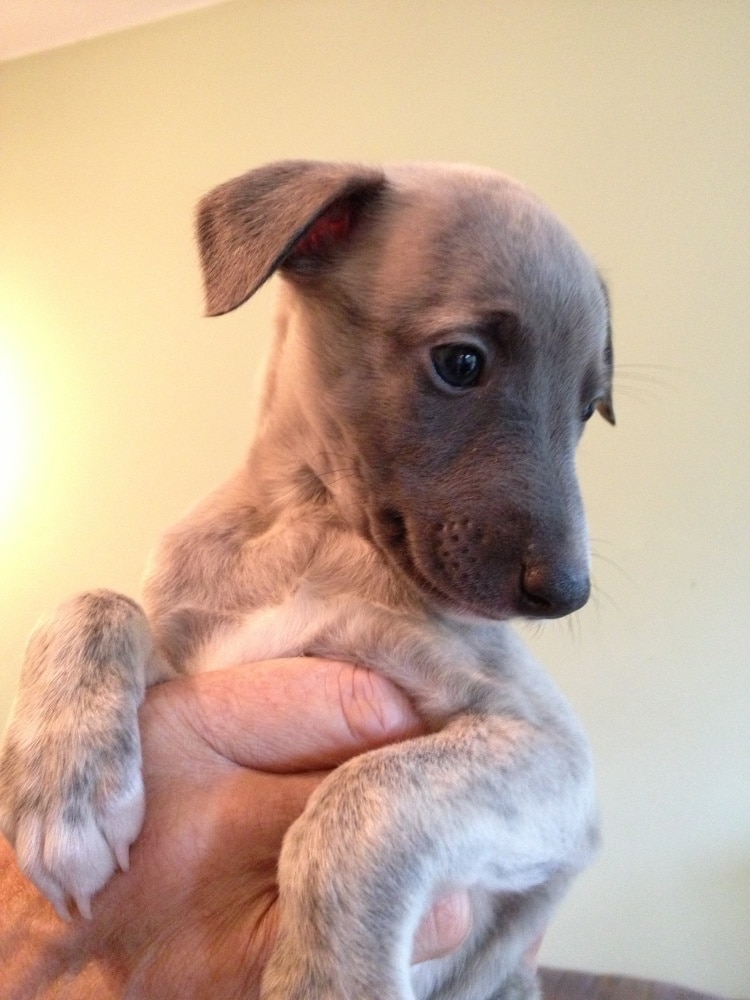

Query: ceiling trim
[0,0,229,61]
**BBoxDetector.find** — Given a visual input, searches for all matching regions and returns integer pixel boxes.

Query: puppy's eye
[581,401,597,422]
[431,344,485,389]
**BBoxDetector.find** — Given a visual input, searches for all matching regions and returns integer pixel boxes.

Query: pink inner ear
[293,203,356,256]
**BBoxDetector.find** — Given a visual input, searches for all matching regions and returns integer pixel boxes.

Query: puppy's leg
[0,590,171,919]
[261,715,596,1000]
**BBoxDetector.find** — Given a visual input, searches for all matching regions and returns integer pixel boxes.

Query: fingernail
[346,666,424,744]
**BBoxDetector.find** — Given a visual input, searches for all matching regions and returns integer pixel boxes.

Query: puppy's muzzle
[377,510,590,621]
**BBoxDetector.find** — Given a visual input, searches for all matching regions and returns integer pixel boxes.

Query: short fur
[0,160,614,1000]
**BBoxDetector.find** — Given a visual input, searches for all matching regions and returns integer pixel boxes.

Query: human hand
[69,658,473,998]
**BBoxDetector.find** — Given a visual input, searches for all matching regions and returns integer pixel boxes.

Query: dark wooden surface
[539,968,735,1000]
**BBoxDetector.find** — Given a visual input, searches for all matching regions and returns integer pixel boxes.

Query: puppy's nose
[519,562,590,618]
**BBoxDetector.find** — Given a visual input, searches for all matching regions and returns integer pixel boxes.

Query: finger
[151,658,426,772]
[523,930,545,968]
[411,890,472,964]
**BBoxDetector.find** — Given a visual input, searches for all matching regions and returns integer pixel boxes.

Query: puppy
[0,160,614,1000]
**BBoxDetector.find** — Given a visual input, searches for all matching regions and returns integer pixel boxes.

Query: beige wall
[1,2,747,994]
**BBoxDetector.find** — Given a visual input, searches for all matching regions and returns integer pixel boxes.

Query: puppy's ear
[596,275,616,425]
[596,396,616,426]
[196,160,387,316]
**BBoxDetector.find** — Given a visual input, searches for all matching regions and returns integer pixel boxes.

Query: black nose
[519,562,590,618]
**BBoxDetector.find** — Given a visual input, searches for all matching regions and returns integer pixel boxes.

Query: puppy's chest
[184,588,327,674]
[181,583,505,725]
[184,585,397,676]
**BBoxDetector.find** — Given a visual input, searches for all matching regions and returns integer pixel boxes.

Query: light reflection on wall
[0,309,93,595]
[0,347,29,538]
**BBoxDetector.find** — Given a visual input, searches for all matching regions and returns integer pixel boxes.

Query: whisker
[590,544,633,585]
[522,619,546,642]
[564,612,583,643]
[613,363,678,402]
[317,466,358,480]
[316,473,361,492]
[588,579,620,616]
[615,362,677,377]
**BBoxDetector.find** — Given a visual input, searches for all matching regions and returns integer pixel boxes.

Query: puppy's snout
[519,560,590,618]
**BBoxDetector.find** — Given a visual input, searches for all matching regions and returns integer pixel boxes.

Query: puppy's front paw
[0,753,145,920]
[0,591,153,920]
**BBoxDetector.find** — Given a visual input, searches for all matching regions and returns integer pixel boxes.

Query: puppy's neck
[245,291,369,533]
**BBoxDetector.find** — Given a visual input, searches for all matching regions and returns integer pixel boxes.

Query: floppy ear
[596,275,616,426]
[596,395,616,426]
[196,160,387,317]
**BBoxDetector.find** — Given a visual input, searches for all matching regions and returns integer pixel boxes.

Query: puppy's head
[197,161,614,621]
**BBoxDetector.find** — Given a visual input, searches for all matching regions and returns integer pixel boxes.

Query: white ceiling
[0,0,228,61]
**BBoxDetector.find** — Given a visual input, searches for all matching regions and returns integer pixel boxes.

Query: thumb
[412,890,472,964]
[162,658,427,772]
